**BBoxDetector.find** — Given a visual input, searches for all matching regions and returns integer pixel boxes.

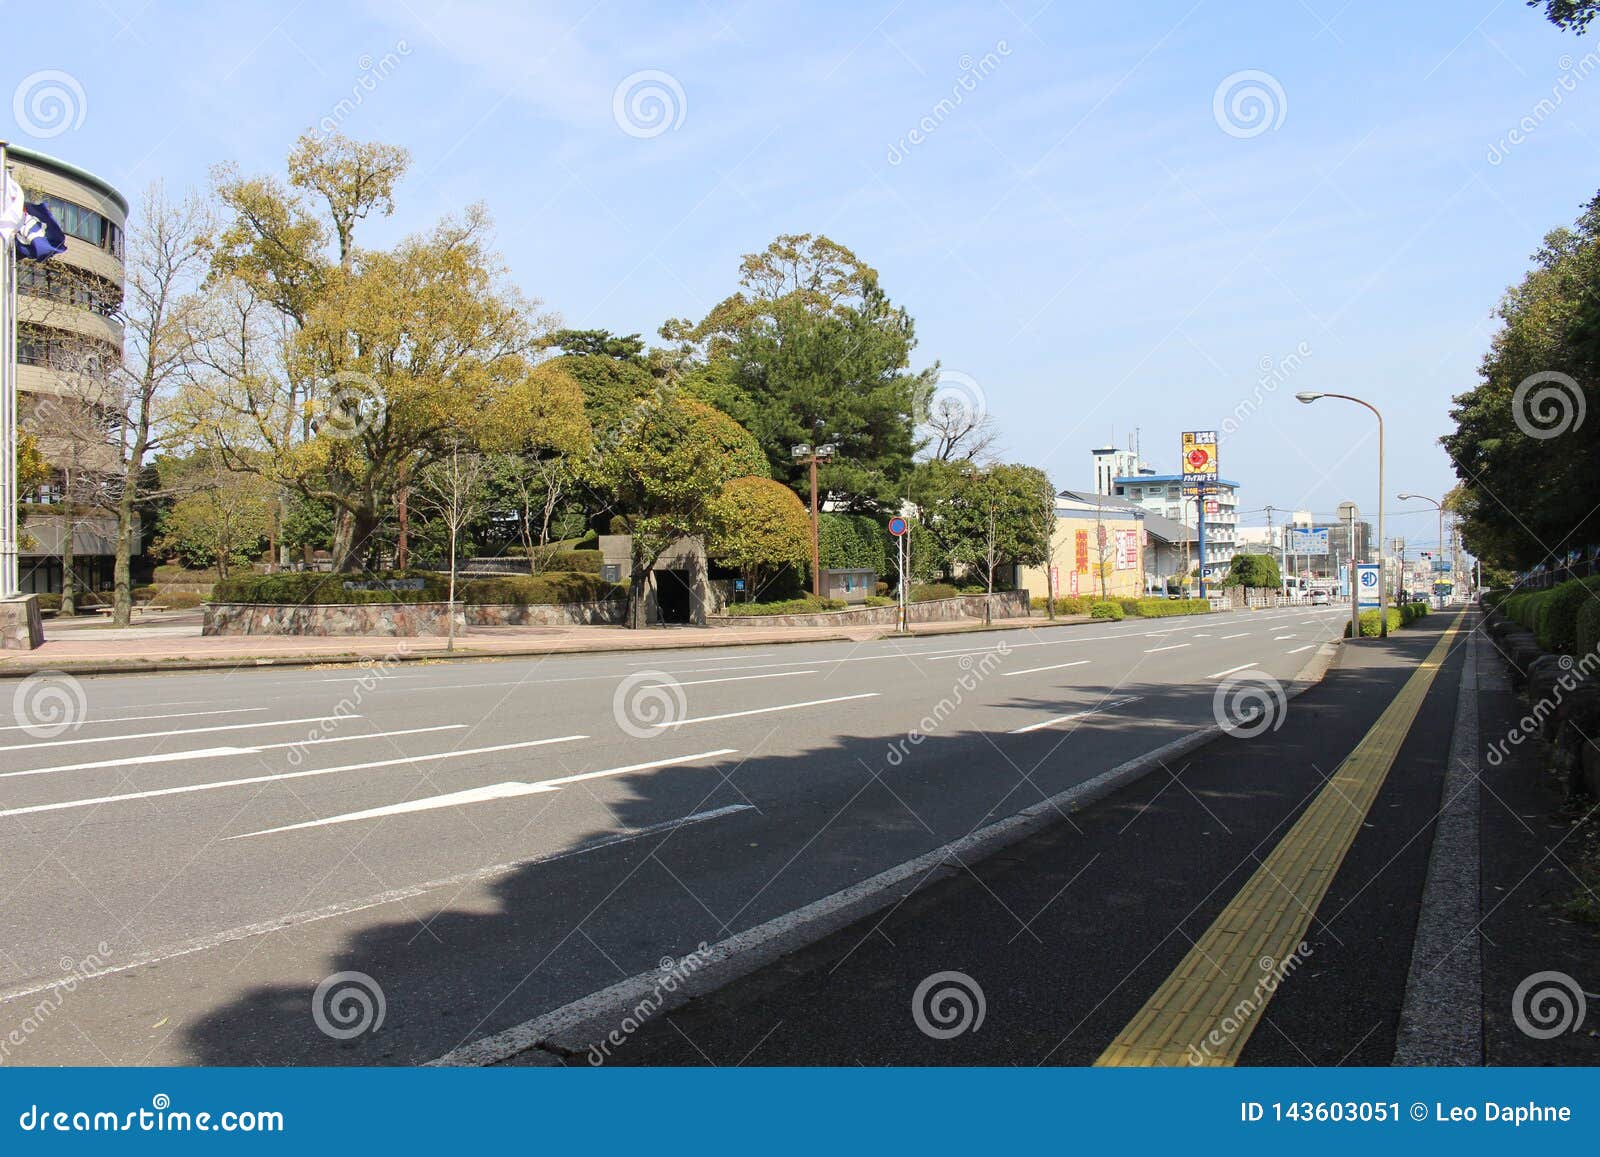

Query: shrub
[1129,598,1210,618]
[911,582,960,602]
[159,591,205,609]
[1345,608,1403,637]
[34,593,61,612]
[539,550,604,575]
[1089,600,1124,620]
[864,595,895,607]
[719,595,846,616]
[1482,588,1511,608]
[1535,577,1600,653]
[211,571,451,605]
[458,573,621,605]
[1032,596,1091,615]
[1578,599,1600,660]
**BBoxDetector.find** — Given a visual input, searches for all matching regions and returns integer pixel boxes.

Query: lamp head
[1295,392,1323,404]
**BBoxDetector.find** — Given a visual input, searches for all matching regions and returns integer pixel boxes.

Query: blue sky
[14,0,1600,553]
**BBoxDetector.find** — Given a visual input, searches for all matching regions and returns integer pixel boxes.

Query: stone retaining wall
[204,602,465,637]
[706,590,1032,630]
[465,600,625,627]
[205,599,627,636]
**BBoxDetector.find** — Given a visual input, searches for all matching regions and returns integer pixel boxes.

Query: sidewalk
[524,613,1476,1066]
[0,611,1089,677]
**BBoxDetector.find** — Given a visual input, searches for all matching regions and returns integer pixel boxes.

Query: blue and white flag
[15,201,66,260]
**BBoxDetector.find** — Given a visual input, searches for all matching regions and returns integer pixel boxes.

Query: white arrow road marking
[0,715,362,753]
[655,693,878,728]
[0,707,269,734]
[1010,696,1142,735]
[1002,660,1090,677]
[0,735,588,820]
[0,724,468,780]
[229,749,741,838]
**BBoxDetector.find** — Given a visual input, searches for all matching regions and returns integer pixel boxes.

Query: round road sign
[888,517,908,536]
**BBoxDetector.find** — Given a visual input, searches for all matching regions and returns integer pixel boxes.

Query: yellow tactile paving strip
[1095,612,1466,1067]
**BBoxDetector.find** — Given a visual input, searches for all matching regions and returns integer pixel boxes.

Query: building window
[34,194,122,259]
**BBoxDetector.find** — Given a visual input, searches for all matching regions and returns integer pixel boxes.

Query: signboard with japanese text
[1075,530,1089,573]
[1287,528,1330,556]
[1181,430,1218,487]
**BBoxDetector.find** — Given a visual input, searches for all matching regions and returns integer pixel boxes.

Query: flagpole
[0,139,17,600]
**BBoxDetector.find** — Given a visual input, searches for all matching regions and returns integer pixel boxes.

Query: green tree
[943,464,1056,623]
[1226,552,1283,589]
[668,234,929,513]
[156,455,274,579]
[590,392,767,627]
[1530,1,1600,33]
[707,476,812,600]
[1442,194,1600,572]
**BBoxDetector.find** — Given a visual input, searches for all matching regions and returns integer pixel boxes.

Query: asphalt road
[0,605,1348,1064]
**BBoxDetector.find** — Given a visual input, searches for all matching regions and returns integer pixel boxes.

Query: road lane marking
[0,715,361,753]
[0,708,269,734]
[1219,633,1249,640]
[1001,660,1090,677]
[0,804,753,1006]
[1095,613,1466,1067]
[1207,663,1259,679]
[229,750,741,837]
[1143,643,1190,653]
[670,670,816,688]
[1010,696,1142,735]
[0,735,589,819]
[0,725,468,780]
[656,693,878,728]
[1274,634,1296,640]
[1286,644,1316,654]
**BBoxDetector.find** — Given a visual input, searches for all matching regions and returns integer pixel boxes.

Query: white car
[1309,589,1331,606]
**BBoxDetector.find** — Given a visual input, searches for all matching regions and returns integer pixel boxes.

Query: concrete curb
[1393,614,1484,1065]
[431,638,1342,1067]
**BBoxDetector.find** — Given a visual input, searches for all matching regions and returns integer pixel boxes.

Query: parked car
[1309,589,1331,605]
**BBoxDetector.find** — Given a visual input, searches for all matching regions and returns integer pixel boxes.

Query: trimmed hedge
[1089,600,1124,620]
[1345,608,1403,637]
[719,595,846,616]
[911,582,961,603]
[1579,599,1600,660]
[1031,596,1091,616]
[211,570,621,607]
[1500,576,1600,654]
[1130,598,1210,618]
[458,573,621,606]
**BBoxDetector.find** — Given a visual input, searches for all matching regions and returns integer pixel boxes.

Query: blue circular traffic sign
[888,517,908,536]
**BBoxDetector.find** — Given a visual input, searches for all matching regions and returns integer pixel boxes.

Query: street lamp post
[1297,392,1387,637]
[1398,493,1444,609]
[792,438,836,599]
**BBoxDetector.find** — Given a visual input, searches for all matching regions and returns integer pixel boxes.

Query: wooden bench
[92,604,169,616]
